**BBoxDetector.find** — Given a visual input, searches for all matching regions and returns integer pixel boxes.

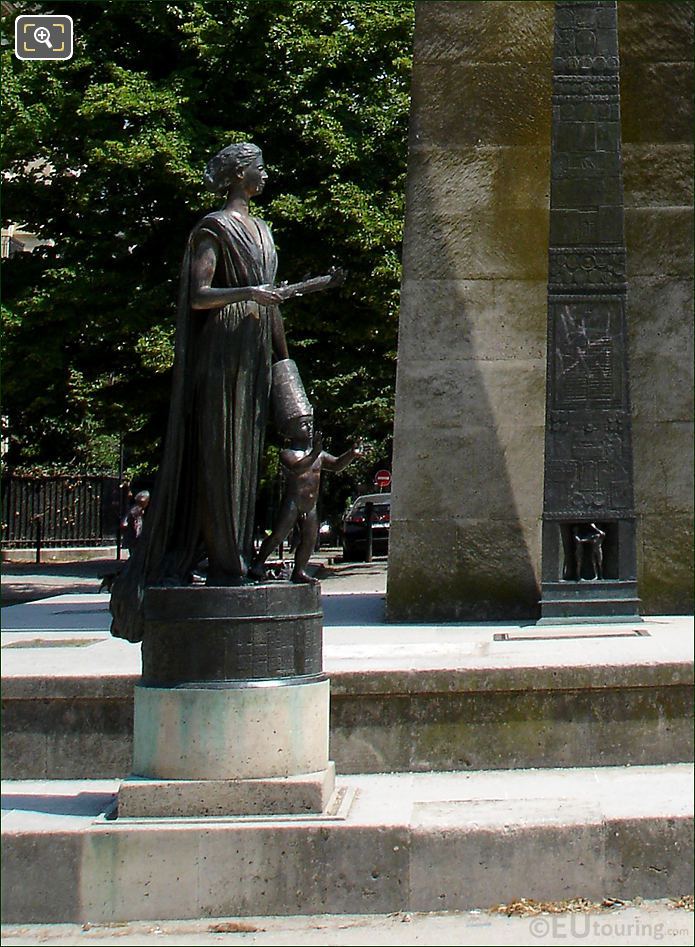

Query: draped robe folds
[110,211,277,643]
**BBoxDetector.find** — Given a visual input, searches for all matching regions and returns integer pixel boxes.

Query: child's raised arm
[321,439,363,473]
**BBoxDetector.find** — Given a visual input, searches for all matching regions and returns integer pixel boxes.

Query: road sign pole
[364,501,374,563]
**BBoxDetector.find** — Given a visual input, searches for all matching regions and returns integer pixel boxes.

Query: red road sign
[374,469,391,489]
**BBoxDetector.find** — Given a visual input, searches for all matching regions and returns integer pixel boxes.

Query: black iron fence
[1,475,122,549]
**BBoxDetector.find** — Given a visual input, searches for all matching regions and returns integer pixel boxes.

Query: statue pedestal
[538,580,641,624]
[118,767,335,819]
[117,583,335,818]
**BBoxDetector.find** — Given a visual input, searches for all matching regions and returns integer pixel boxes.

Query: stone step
[2,764,692,923]
[2,613,692,778]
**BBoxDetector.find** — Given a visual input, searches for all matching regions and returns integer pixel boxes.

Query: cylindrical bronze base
[141,582,323,686]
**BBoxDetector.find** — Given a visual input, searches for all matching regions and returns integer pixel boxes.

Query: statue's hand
[250,285,284,306]
[353,439,364,457]
[313,431,324,453]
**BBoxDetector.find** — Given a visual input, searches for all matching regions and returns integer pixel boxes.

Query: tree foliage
[2,0,413,513]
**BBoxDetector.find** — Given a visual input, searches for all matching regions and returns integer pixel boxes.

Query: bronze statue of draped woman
[111,143,326,643]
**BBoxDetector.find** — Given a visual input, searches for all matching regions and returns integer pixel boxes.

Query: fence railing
[1,475,122,549]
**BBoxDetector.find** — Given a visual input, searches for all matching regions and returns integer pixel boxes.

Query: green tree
[2,0,413,513]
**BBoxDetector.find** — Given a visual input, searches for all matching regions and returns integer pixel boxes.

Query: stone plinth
[132,678,330,780]
[387,0,554,621]
[118,764,336,818]
[537,580,641,623]
[118,582,335,817]
[387,0,693,621]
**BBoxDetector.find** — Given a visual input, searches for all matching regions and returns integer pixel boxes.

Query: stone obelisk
[539,0,639,621]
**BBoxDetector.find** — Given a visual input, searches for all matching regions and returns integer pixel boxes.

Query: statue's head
[283,414,313,442]
[203,142,263,196]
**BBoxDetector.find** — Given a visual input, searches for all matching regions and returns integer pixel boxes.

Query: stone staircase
[1,602,693,922]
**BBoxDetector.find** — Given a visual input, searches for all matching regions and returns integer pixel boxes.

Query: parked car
[340,493,391,561]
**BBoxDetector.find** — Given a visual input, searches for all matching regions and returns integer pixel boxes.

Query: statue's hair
[203,142,262,196]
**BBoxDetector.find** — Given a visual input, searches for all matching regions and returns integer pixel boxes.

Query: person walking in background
[122,490,150,556]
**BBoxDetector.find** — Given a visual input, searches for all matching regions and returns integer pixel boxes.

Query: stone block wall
[620,1,694,614]
[387,0,693,620]
[388,1,555,620]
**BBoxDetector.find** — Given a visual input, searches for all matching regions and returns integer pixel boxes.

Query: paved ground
[3,593,691,686]
[0,549,386,606]
[1,558,110,605]
[1,901,693,946]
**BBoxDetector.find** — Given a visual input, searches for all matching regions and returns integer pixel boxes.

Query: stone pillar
[387,0,693,621]
[118,584,335,818]
[387,1,555,621]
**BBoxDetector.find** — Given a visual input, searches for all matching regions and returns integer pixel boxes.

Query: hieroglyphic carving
[541,1,638,599]
[549,248,626,289]
[553,0,620,74]
[552,151,620,182]
[550,299,623,409]
[544,410,633,517]
[553,54,619,74]
[555,75,619,91]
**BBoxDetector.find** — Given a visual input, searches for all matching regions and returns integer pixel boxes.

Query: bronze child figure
[250,416,363,584]
[572,521,606,581]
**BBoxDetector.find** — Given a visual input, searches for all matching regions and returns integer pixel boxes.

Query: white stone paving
[2,764,692,832]
[1,591,692,683]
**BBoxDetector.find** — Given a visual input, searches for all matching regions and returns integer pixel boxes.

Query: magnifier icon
[33,26,53,49]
